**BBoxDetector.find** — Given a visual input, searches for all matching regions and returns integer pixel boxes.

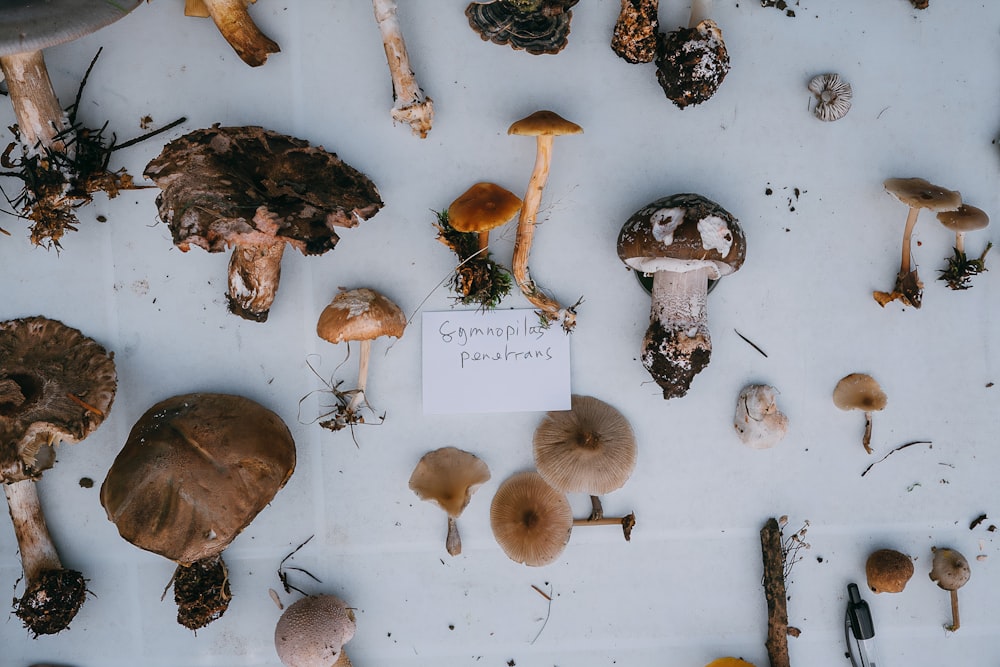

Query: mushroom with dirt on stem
[0,316,117,636]
[409,447,491,556]
[833,373,886,454]
[181,0,280,67]
[734,384,788,449]
[465,0,580,55]
[937,204,991,290]
[612,0,660,63]
[371,0,434,137]
[275,593,356,667]
[929,546,970,631]
[655,0,730,109]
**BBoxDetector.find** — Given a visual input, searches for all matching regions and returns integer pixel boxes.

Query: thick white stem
[689,0,712,26]
[4,479,61,582]
[0,51,72,154]
[644,267,713,398]
[203,0,280,67]
[372,0,434,138]
[955,231,966,255]
[347,338,372,413]
[650,267,711,338]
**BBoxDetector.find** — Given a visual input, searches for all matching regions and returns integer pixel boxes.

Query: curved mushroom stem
[4,479,86,635]
[862,411,874,454]
[227,240,285,322]
[346,338,372,414]
[644,267,712,398]
[373,0,434,138]
[445,516,462,556]
[0,51,73,154]
[573,512,636,541]
[200,0,280,67]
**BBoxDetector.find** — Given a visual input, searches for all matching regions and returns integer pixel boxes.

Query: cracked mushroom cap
[465,0,580,55]
[100,393,295,565]
[275,594,356,667]
[144,125,382,256]
[0,0,142,56]
[733,384,788,450]
[866,548,914,593]
[0,316,116,484]
[618,193,746,279]
[317,288,406,344]
[883,178,961,213]
[447,182,523,234]
[533,395,636,495]
[409,447,491,518]
[938,204,990,233]
[833,373,886,413]
[929,547,971,592]
[490,471,573,566]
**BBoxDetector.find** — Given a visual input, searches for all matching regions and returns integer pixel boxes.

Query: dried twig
[760,517,791,667]
[529,583,554,644]
[734,329,768,357]
[860,440,933,477]
[277,535,320,596]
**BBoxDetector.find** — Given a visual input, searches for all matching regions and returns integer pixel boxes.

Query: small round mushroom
[808,73,852,121]
[101,393,295,629]
[372,0,434,137]
[490,471,573,566]
[465,0,580,55]
[705,659,757,667]
[733,384,788,449]
[274,594,356,667]
[655,0,730,109]
[617,193,746,398]
[937,204,991,290]
[409,447,491,556]
[832,373,886,454]
[874,177,962,309]
[181,0,280,67]
[866,548,914,594]
[929,546,971,631]
[611,0,660,64]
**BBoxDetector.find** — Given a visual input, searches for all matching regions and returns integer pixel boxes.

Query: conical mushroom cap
[409,447,491,517]
[833,373,887,412]
[490,471,572,566]
[274,594,356,667]
[533,395,636,495]
[929,547,971,591]
[447,182,522,234]
[866,548,914,593]
[317,288,407,343]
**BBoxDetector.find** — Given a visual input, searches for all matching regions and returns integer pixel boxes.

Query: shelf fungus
[808,73,852,121]
[144,126,382,322]
[1,317,117,636]
[618,193,746,399]
[937,204,991,290]
[655,1,730,109]
[611,0,659,64]
[409,447,491,556]
[372,0,434,137]
[182,0,280,67]
[465,0,580,55]
[101,393,296,630]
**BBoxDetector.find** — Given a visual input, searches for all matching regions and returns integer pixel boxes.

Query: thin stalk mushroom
[866,548,914,594]
[0,316,117,635]
[833,373,886,454]
[655,0,730,108]
[734,384,788,450]
[144,126,383,322]
[372,0,435,138]
[508,110,583,331]
[874,177,962,308]
[937,204,991,290]
[617,193,746,399]
[929,546,970,631]
[466,0,581,55]
[100,393,295,630]
[572,512,636,541]
[612,0,659,63]
[182,0,280,67]
[275,594,356,667]
[409,447,491,556]
[490,471,573,566]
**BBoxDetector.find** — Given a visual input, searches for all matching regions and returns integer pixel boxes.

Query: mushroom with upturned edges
[372,0,434,137]
[0,316,116,636]
[655,0,730,108]
[275,594,356,667]
[612,0,659,63]
[808,73,852,121]
[866,548,914,594]
[937,204,991,290]
[101,393,295,630]
[181,0,279,67]
[466,0,580,55]
[733,384,788,449]
[833,373,886,454]
[929,546,970,631]
[490,471,573,566]
[409,447,491,556]
[617,193,746,399]
[144,125,382,322]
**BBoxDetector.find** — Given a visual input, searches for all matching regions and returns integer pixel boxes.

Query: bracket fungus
[655,0,730,108]
[144,125,382,322]
[0,316,116,636]
[465,0,580,55]
[409,447,491,556]
[275,594,356,667]
[372,0,434,137]
[618,193,746,399]
[612,0,659,64]
[182,0,279,67]
[929,546,970,631]
[866,548,914,594]
[733,384,788,449]
[833,373,886,454]
[808,73,852,121]
[874,177,961,309]
[490,471,573,566]
[101,393,295,630]
[937,204,991,290]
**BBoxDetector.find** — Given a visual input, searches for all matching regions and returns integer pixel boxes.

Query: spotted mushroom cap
[832,373,887,413]
[883,177,961,213]
[929,547,971,592]
[409,446,491,518]
[447,183,523,234]
[866,548,914,594]
[0,0,142,56]
[274,594,356,667]
[316,288,407,344]
[465,0,580,55]
[938,204,990,233]
[655,20,730,109]
[490,471,573,566]
[808,73,853,121]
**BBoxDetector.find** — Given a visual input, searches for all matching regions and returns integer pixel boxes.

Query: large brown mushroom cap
[508,110,583,137]
[409,447,491,518]
[533,395,637,495]
[866,548,914,593]
[929,547,971,591]
[490,471,573,566]
[0,1,142,56]
[884,177,961,213]
[274,594,356,667]
[465,0,580,55]
[100,392,295,565]
[316,288,407,344]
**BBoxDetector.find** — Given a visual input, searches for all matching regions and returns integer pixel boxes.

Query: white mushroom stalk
[187,0,280,67]
[645,266,713,390]
[0,51,72,155]
[372,0,434,138]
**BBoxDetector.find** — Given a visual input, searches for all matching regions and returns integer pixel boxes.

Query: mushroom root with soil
[833,373,886,454]
[182,0,280,67]
[275,594,356,667]
[929,546,970,631]
[0,316,117,636]
[465,0,581,55]
[372,0,434,137]
[937,204,991,290]
[655,0,730,108]
[409,447,491,556]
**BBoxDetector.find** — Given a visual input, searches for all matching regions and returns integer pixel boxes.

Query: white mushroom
[808,73,852,122]
[372,0,434,137]
[733,384,788,449]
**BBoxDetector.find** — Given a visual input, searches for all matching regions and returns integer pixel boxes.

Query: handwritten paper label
[422,310,571,414]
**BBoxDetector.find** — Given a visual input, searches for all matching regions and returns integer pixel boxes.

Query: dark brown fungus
[655,19,730,109]
[612,0,659,63]
[465,0,580,55]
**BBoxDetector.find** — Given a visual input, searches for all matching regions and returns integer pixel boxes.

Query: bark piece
[760,517,790,667]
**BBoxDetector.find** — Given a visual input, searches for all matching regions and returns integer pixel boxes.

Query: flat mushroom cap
[274,594,356,667]
[0,316,117,484]
[143,126,382,256]
[490,471,573,566]
[883,177,961,212]
[508,110,583,137]
[938,204,990,233]
[929,547,971,591]
[618,193,746,279]
[409,447,491,517]
[533,395,637,495]
[316,288,407,344]
[465,0,580,55]
[0,0,142,56]
[447,182,523,233]
[833,373,887,412]
[655,19,730,109]
[100,393,295,565]
[866,548,914,594]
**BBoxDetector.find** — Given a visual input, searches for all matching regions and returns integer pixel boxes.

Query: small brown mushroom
[929,546,970,631]
[182,0,280,67]
[490,471,573,566]
[274,594,356,667]
[833,373,886,454]
[372,0,434,137]
[866,548,914,593]
[465,0,580,55]
[937,204,991,290]
[611,0,659,63]
[409,447,491,556]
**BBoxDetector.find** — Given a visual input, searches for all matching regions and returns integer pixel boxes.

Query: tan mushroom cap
[866,548,914,593]
[317,288,407,344]
[508,110,583,137]
[409,447,491,517]
[533,395,637,495]
[490,471,573,566]
[274,594,356,667]
[883,177,961,212]
[930,547,971,591]
[447,182,523,233]
[705,659,757,667]
[833,373,887,412]
[938,204,990,233]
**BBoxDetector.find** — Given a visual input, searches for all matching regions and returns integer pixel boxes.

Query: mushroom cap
[465,0,580,55]
[833,373,887,413]
[274,594,356,667]
[733,384,788,450]
[655,19,730,109]
[929,546,971,591]
[447,182,523,234]
[808,73,853,122]
[0,316,117,484]
[533,395,637,495]
[490,471,573,566]
[938,204,990,233]
[143,126,382,256]
[866,548,914,593]
[409,446,491,518]
[100,393,295,565]
[883,177,961,212]
[0,1,142,56]
[705,660,757,667]
[617,193,746,279]
[316,288,407,344]
[508,110,583,137]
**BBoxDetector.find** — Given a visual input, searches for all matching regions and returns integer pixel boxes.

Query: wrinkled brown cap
[101,392,295,565]
[866,548,914,593]
[490,471,572,566]
[508,110,583,137]
[0,316,116,483]
[833,373,886,412]
[938,204,990,233]
[466,0,580,55]
[275,594,356,667]
[929,547,971,591]
[317,288,406,344]
[0,1,142,56]
[447,183,522,234]
[409,447,491,517]
[884,177,961,212]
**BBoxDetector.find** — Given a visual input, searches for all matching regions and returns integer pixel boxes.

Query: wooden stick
[760,517,790,667]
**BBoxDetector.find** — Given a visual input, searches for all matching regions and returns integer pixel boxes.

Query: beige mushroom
[372,0,434,137]
[274,594,356,667]
[937,204,991,290]
[808,73,852,121]
[490,471,573,566]
[733,384,788,449]
[866,548,914,593]
[833,373,887,454]
[183,0,280,67]
[409,447,491,556]
[929,546,971,631]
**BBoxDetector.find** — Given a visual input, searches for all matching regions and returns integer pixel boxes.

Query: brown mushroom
[182,0,279,67]
[937,204,991,290]
[144,126,383,322]
[409,447,491,556]
[0,316,116,636]
[372,0,434,137]
[100,393,295,629]
[274,594,356,667]
[929,546,970,631]
[833,373,886,454]
[612,0,659,63]
[465,0,580,55]
[866,548,914,593]
[655,0,730,109]
[490,471,573,566]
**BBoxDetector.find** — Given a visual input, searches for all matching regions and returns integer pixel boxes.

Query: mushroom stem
[689,0,712,26]
[202,0,280,67]
[477,231,491,253]
[862,411,874,454]
[346,338,372,414]
[899,205,920,277]
[644,266,712,398]
[588,494,604,521]
[445,516,462,556]
[227,240,286,322]
[372,0,434,138]
[0,50,72,153]
[954,231,966,255]
[948,589,960,631]
[572,512,636,541]
[5,480,61,581]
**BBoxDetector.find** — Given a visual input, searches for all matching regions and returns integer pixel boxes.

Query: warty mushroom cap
[617,193,746,279]
[508,110,583,137]
[100,392,295,565]
[409,447,491,518]
[316,288,407,344]
[533,395,637,495]
[274,594,356,667]
[0,1,142,56]
[490,471,573,566]
[929,547,971,591]
[447,182,523,234]
[866,548,914,594]
[883,177,961,213]
[832,373,887,413]
[465,0,580,55]
[937,204,990,233]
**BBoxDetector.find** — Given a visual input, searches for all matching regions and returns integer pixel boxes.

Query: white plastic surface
[2,2,1000,666]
